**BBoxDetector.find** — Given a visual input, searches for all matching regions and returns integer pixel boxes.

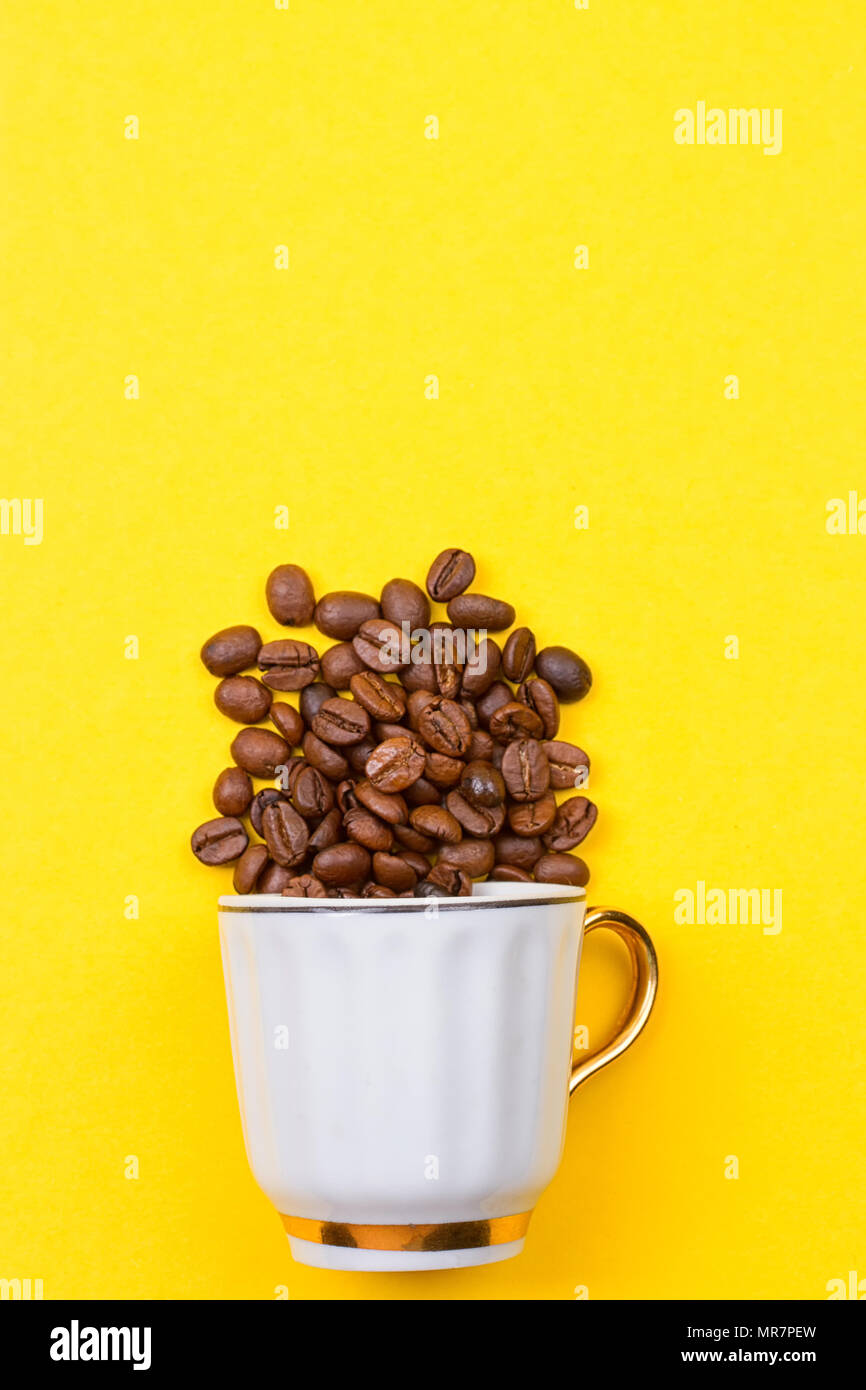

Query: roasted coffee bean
[250,787,287,836]
[302,730,349,781]
[467,729,495,763]
[534,646,592,703]
[493,832,544,870]
[308,807,343,853]
[489,864,533,883]
[417,697,472,757]
[516,677,560,739]
[354,779,408,825]
[328,884,365,898]
[258,639,320,691]
[415,879,451,898]
[400,660,438,693]
[409,805,463,844]
[366,736,426,792]
[270,701,305,745]
[543,740,590,790]
[313,842,371,886]
[233,843,269,893]
[375,721,414,743]
[488,700,544,742]
[380,578,431,630]
[423,751,465,787]
[258,861,296,893]
[262,801,309,868]
[231,727,291,778]
[502,626,536,683]
[320,642,367,690]
[446,594,516,631]
[424,864,472,896]
[372,852,417,892]
[291,765,335,819]
[299,682,337,725]
[314,591,381,641]
[311,697,371,746]
[191,816,248,865]
[489,742,505,771]
[534,852,590,886]
[214,675,272,724]
[364,883,397,898]
[393,822,435,853]
[436,838,495,878]
[353,618,408,673]
[403,775,440,807]
[281,874,328,897]
[266,564,316,626]
[400,849,432,880]
[344,806,393,852]
[430,623,463,698]
[445,789,506,837]
[213,766,253,817]
[542,796,597,851]
[201,625,262,677]
[501,738,549,802]
[407,689,436,729]
[460,636,501,698]
[475,680,513,727]
[350,671,407,721]
[335,779,358,812]
[460,760,506,808]
[508,792,556,837]
[426,548,475,602]
[347,736,377,774]
[286,757,309,793]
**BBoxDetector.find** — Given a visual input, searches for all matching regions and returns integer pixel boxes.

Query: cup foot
[288,1235,526,1272]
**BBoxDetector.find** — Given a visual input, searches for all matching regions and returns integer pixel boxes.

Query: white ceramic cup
[218,882,657,1271]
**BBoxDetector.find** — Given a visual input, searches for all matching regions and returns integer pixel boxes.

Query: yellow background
[1,1,864,1300]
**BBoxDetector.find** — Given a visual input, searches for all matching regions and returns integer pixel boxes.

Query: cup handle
[569,907,659,1097]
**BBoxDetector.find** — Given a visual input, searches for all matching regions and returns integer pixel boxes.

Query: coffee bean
[320,642,367,689]
[445,790,506,837]
[406,689,436,729]
[335,779,358,813]
[257,861,295,893]
[459,759,506,808]
[363,884,397,898]
[214,675,272,724]
[475,681,513,728]
[426,548,475,602]
[542,740,590,790]
[313,842,372,887]
[281,874,328,898]
[291,765,335,820]
[262,801,309,868]
[375,721,414,744]
[354,779,409,825]
[350,671,407,721]
[380,578,431,630]
[311,697,371,746]
[372,852,417,892]
[535,646,592,703]
[344,806,394,852]
[533,853,590,886]
[314,591,381,641]
[299,682,337,724]
[489,864,533,883]
[508,792,556,837]
[502,626,536,683]
[200,625,262,677]
[417,697,472,756]
[493,832,544,870]
[400,660,438,693]
[400,849,432,881]
[436,838,495,878]
[366,736,426,792]
[409,805,463,843]
[353,618,408,673]
[308,807,343,853]
[424,864,472,896]
[250,787,287,836]
[302,731,350,781]
[404,775,440,806]
[446,594,516,631]
[488,701,544,742]
[347,736,377,774]
[517,677,559,739]
[231,727,291,778]
[328,884,365,899]
[461,636,501,698]
[460,699,479,729]
[501,738,550,802]
[269,702,305,745]
[467,729,495,763]
[191,816,248,865]
[213,766,253,817]
[258,639,320,691]
[542,796,597,851]
[415,879,451,899]
[266,564,316,626]
[423,751,465,788]
[233,843,269,893]
[393,822,435,853]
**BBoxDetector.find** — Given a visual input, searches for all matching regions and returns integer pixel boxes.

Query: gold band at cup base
[280,1211,532,1252]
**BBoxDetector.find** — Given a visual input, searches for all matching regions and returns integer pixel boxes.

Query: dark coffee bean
[262,801,309,868]
[517,677,560,739]
[404,775,440,807]
[393,822,435,853]
[354,779,408,825]
[191,816,248,865]
[501,738,550,802]
[446,594,516,630]
[311,697,371,746]
[409,805,463,844]
[467,729,495,762]
[460,636,501,698]
[302,730,349,781]
[542,796,598,851]
[201,625,262,677]
[475,680,513,727]
[281,874,328,897]
[400,850,432,880]
[380,578,431,630]
[344,806,394,852]
[266,564,316,626]
[250,787,287,836]
[314,591,381,641]
[258,639,320,691]
[502,626,536,683]
[231,727,291,778]
[489,864,533,883]
[257,861,295,893]
[423,751,465,788]
[233,843,269,893]
[320,642,368,689]
[291,765,335,820]
[493,832,544,870]
[489,742,505,771]
[299,682,337,724]
[347,736,377,774]
[400,660,438,693]
[375,721,413,743]
[436,838,495,878]
[445,790,506,837]
[508,791,556,837]
[366,736,426,792]
[534,853,590,886]
[350,671,408,721]
[535,646,592,703]
[308,807,343,853]
[426,548,475,602]
[313,842,372,886]
[417,697,472,756]
[425,864,472,896]
[269,702,305,745]
[415,879,451,899]
[406,689,436,729]
[460,760,506,807]
[488,700,544,742]
[543,740,590,790]
[214,675,272,724]
[372,852,417,892]
[353,619,408,673]
[213,766,253,817]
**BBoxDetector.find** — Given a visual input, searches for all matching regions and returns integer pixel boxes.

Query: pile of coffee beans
[192,549,597,898]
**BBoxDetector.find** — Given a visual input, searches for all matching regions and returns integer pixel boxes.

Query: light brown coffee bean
[214,675,272,724]
[417,697,472,756]
[320,642,368,690]
[501,738,550,802]
[230,727,291,778]
[344,806,394,852]
[488,701,544,742]
[436,838,495,878]
[380,578,431,630]
[365,736,426,792]
[404,775,440,806]
[213,766,253,817]
[446,594,516,630]
[311,697,371,746]
[542,796,597,851]
[354,779,409,825]
[516,677,560,739]
[191,816,248,865]
[233,843,269,893]
[281,874,328,898]
[201,625,262,676]
[392,822,435,853]
[400,660,438,693]
[543,740,590,790]
[460,636,501,698]
[489,864,533,883]
[314,591,381,640]
[290,765,335,820]
[422,864,472,896]
[250,787,287,836]
[409,805,463,844]
[266,564,316,626]
[257,861,296,893]
[270,702,305,745]
[262,801,309,868]
[350,671,408,721]
[533,853,590,886]
[312,842,372,887]
[423,751,465,787]
[445,790,505,838]
[258,639,320,691]
[372,852,417,892]
[508,792,556,837]
[353,619,408,673]
[308,807,343,853]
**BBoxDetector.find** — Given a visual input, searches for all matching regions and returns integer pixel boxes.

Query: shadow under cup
[218,881,656,1272]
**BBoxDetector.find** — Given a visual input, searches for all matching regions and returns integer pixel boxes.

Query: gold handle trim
[280,1211,532,1251]
[570,907,658,1096]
